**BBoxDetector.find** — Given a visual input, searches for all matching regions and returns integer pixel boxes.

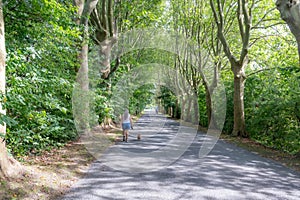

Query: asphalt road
[60,110,300,200]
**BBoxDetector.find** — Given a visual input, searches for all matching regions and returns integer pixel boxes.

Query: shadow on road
[60,111,300,200]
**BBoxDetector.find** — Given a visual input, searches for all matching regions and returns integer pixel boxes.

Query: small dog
[137,134,141,140]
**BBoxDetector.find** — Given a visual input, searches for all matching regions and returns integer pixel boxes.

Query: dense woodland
[0,0,299,179]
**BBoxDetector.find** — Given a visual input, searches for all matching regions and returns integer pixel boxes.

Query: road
[60,110,300,200]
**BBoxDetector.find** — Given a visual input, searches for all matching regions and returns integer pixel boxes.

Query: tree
[89,0,163,79]
[0,0,22,179]
[90,0,117,79]
[73,0,98,132]
[276,0,300,64]
[209,0,254,137]
[74,0,99,91]
[194,0,224,129]
[87,0,164,126]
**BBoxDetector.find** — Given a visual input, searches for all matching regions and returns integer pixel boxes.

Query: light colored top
[122,114,131,123]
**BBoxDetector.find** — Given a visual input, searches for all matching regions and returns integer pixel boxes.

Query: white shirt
[123,114,130,123]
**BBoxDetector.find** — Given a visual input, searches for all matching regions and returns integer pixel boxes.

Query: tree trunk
[185,96,192,122]
[232,64,247,137]
[192,92,199,125]
[204,84,214,128]
[100,39,114,79]
[90,0,117,79]
[181,97,186,120]
[0,0,22,179]
[276,0,300,64]
[73,0,99,133]
[210,0,251,137]
[175,99,180,119]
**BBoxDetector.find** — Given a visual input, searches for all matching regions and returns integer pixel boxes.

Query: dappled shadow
[59,112,300,200]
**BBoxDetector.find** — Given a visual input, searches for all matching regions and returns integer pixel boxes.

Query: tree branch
[240,0,251,62]
[247,67,276,77]
[237,0,245,41]
[252,7,277,29]
[210,0,237,65]
[80,0,98,26]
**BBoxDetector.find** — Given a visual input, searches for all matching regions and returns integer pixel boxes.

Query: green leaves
[3,0,79,157]
[245,67,300,154]
[129,84,156,115]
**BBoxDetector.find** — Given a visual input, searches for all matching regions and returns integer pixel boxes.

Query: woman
[121,109,133,142]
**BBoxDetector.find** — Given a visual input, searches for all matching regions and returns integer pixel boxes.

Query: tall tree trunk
[232,64,246,137]
[181,97,186,120]
[192,91,199,125]
[100,39,114,78]
[73,0,98,133]
[0,0,22,179]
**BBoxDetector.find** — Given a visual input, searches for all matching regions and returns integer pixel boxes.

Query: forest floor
[0,127,299,200]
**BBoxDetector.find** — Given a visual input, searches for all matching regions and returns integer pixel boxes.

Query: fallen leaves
[0,139,95,200]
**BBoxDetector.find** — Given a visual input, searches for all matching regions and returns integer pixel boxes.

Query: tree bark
[276,0,300,64]
[75,0,99,90]
[73,0,99,133]
[0,0,22,179]
[232,64,246,137]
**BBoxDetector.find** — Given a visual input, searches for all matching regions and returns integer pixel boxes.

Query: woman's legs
[122,131,126,141]
[122,130,128,142]
[125,130,128,142]
[122,123,130,142]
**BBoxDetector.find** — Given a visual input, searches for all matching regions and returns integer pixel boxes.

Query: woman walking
[121,109,133,142]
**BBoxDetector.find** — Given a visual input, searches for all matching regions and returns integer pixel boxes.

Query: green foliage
[244,22,299,154]
[2,0,299,157]
[4,0,79,156]
[197,85,208,127]
[5,50,77,156]
[245,67,300,154]
[130,84,156,115]
[158,86,180,118]
[116,0,164,29]
[94,87,113,123]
